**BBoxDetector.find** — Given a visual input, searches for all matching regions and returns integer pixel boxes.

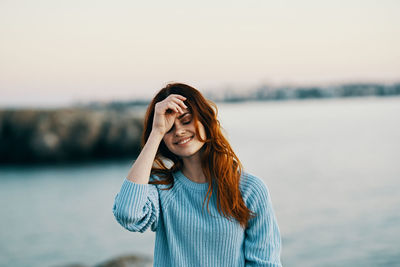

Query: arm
[244,183,282,267]
[126,93,187,184]
[112,132,163,232]
[126,131,164,184]
[112,94,187,232]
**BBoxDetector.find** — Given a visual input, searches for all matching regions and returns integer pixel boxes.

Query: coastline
[0,106,145,164]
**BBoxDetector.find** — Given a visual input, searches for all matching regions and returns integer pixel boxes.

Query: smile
[175,136,194,145]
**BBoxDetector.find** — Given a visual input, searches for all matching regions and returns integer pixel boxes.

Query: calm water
[1,97,399,267]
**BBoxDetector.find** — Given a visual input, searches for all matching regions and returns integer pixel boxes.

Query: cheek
[197,124,207,140]
[163,135,173,148]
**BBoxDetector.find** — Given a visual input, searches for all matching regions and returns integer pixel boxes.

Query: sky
[1,0,400,107]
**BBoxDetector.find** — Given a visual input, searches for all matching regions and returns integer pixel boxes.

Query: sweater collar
[174,170,210,191]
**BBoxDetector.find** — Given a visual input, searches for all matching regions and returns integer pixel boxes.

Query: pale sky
[1,0,399,107]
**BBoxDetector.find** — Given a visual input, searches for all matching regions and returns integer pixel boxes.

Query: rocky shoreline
[56,254,153,267]
[0,107,146,164]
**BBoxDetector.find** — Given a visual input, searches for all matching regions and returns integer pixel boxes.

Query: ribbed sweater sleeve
[244,177,282,267]
[112,178,160,233]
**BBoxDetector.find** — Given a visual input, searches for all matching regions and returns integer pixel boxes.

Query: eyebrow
[178,112,191,119]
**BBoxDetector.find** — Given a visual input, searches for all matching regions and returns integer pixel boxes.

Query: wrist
[149,129,165,141]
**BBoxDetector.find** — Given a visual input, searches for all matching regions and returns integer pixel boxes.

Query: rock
[94,254,153,267]
[0,107,145,164]
[54,264,89,267]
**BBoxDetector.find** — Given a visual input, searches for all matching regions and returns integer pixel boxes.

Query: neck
[181,152,207,184]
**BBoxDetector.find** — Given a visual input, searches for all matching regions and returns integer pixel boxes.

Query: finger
[170,97,188,110]
[177,104,184,114]
[171,101,184,114]
[166,102,178,113]
[159,96,186,113]
[168,94,187,100]
[168,95,187,106]
[165,98,185,113]
[166,102,181,114]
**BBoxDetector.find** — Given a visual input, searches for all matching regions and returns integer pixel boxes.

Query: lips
[174,136,194,145]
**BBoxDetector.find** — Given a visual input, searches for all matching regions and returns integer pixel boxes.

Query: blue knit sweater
[113,170,282,266]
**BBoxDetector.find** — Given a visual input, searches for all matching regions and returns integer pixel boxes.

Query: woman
[113,83,282,266]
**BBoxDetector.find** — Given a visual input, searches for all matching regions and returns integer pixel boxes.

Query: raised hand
[152,94,188,136]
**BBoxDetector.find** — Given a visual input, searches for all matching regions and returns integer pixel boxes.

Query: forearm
[126,130,164,184]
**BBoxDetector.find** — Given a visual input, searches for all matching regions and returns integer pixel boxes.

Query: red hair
[142,83,255,228]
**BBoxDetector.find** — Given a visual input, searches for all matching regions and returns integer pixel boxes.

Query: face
[162,108,207,159]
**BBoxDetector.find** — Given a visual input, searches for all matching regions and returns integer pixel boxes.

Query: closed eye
[166,114,192,133]
[181,113,192,125]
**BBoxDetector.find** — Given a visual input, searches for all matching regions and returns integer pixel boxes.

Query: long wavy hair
[142,82,255,228]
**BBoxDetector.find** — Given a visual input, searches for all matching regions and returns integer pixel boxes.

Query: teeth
[177,137,191,145]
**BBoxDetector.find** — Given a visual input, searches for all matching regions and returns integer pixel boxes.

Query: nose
[174,124,186,136]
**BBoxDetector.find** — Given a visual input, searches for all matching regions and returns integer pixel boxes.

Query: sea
[1,96,399,267]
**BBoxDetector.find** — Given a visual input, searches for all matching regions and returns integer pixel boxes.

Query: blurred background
[1,1,400,266]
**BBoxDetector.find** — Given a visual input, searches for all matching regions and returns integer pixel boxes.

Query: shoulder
[239,171,271,207]
[239,171,269,195]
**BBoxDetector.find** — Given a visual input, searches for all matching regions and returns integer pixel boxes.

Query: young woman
[113,83,282,266]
